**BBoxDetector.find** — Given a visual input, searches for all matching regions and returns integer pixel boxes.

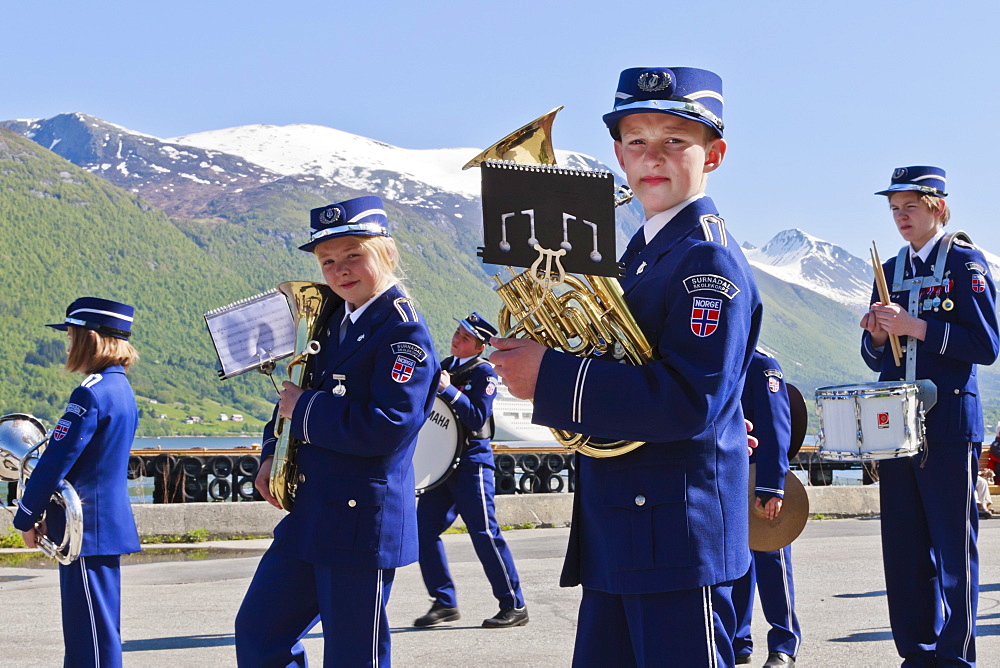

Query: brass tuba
[0,413,84,564]
[268,281,339,511]
[466,109,654,458]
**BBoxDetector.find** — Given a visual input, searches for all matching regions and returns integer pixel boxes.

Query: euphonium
[269,281,338,511]
[0,413,84,564]
[467,109,654,458]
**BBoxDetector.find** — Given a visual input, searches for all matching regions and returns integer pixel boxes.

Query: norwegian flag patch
[52,419,72,441]
[690,297,723,337]
[768,377,780,393]
[972,274,986,293]
[391,356,416,383]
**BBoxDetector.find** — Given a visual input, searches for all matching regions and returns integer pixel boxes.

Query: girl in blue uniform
[14,297,141,668]
[235,195,439,667]
[861,166,999,666]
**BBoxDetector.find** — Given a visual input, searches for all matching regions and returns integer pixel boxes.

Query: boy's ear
[704,137,727,173]
[613,141,626,171]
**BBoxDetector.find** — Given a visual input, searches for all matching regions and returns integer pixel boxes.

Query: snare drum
[815,381,925,461]
[413,397,466,495]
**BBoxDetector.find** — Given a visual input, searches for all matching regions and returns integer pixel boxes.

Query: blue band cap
[47,297,135,339]
[454,312,498,343]
[875,166,947,198]
[603,67,725,138]
[300,195,391,251]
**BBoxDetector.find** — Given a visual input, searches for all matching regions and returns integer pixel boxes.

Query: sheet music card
[478,160,619,277]
[205,291,296,379]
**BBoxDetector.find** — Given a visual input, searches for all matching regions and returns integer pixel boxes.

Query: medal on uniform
[942,274,954,311]
[331,374,347,396]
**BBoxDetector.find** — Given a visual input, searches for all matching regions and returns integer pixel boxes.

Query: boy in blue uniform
[733,350,801,667]
[235,196,440,667]
[15,297,141,667]
[492,67,763,666]
[861,166,999,666]
[414,312,528,629]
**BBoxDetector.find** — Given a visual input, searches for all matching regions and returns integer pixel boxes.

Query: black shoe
[735,654,752,665]
[482,606,529,628]
[763,651,795,667]
[413,602,460,627]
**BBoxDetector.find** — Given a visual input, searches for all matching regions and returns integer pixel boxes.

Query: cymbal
[786,383,808,460]
[748,463,809,552]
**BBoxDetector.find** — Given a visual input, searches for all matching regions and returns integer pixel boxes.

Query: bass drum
[413,397,466,496]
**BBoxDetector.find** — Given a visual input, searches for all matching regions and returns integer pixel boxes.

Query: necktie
[912,256,927,277]
[339,315,351,344]
[622,230,647,266]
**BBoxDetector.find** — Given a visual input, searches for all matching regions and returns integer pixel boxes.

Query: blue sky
[3,1,998,259]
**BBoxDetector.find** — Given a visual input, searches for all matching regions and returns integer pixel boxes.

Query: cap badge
[637,71,672,93]
[321,207,341,224]
[893,168,907,180]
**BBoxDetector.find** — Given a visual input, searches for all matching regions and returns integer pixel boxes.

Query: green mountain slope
[0,128,500,435]
[0,128,283,433]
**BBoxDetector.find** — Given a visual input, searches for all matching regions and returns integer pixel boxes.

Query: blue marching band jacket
[437,355,497,467]
[862,232,1000,443]
[260,285,440,570]
[13,366,141,557]
[744,350,791,501]
[533,196,763,594]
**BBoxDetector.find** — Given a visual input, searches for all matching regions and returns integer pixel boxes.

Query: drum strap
[442,356,496,440]
[890,231,972,382]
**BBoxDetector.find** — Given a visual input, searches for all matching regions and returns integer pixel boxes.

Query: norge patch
[690,297,723,337]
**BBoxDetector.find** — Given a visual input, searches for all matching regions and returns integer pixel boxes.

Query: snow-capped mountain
[13,112,993,315]
[744,228,1000,314]
[169,123,611,206]
[0,113,292,216]
[744,229,875,312]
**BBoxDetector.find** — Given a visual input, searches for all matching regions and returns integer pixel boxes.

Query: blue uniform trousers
[879,442,979,667]
[416,461,524,609]
[59,555,123,668]
[732,546,801,659]
[571,584,736,667]
[235,547,395,667]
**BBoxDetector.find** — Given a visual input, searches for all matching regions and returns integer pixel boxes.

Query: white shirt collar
[343,283,393,325]
[910,229,946,270]
[642,193,706,245]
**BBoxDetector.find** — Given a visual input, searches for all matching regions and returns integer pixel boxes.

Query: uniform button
[634,494,646,507]
[298,474,306,483]
[348,499,357,508]
[954,389,961,395]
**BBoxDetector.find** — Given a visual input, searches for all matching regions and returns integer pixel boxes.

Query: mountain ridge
[4,112,999,430]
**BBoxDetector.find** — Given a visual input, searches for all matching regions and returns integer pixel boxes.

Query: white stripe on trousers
[479,464,517,602]
[79,556,101,667]
[962,444,974,659]
[777,548,801,656]
[372,569,383,667]
[701,586,717,668]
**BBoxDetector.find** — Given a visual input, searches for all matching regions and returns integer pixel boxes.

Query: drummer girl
[860,166,999,666]
[235,195,440,666]
[13,297,141,667]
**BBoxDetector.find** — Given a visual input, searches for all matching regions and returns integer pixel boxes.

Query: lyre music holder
[478,160,620,278]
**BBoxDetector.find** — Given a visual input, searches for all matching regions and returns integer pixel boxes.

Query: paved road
[2,517,999,666]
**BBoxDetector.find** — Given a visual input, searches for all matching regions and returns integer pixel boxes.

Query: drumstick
[870,242,902,366]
